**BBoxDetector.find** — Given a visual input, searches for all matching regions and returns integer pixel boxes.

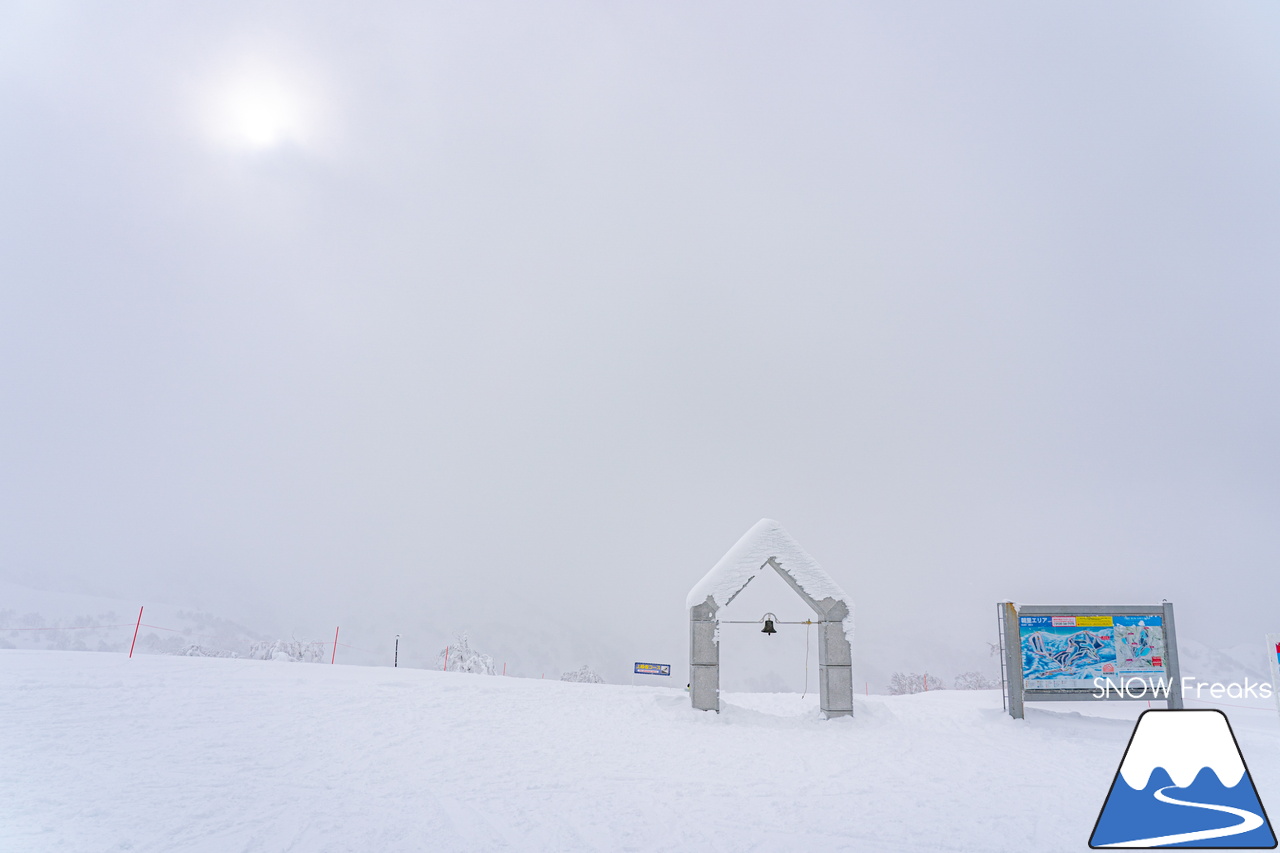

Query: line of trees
[887,671,1000,694]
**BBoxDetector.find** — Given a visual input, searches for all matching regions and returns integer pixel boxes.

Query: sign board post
[1267,634,1280,720]
[999,601,1183,719]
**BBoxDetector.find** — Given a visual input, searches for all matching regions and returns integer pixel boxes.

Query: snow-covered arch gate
[687,520,854,718]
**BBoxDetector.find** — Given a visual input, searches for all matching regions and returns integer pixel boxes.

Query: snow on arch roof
[685,518,851,613]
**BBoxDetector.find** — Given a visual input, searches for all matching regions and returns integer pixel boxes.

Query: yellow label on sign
[1076,616,1113,627]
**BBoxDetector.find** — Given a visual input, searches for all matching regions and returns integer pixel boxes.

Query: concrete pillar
[689,597,719,712]
[1162,600,1184,710]
[1001,601,1025,720]
[815,598,853,718]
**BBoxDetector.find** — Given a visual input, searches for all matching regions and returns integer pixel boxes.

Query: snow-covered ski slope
[4,650,1280,853]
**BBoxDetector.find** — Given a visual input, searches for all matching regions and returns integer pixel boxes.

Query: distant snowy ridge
[0,579,263,656]
[1179,638,1268,684]
[1119,711,1246,790]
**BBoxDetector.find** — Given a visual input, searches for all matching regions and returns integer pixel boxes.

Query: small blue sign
[634,662,671,676]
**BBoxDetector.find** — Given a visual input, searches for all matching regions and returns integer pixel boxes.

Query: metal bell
[761,618,777,636]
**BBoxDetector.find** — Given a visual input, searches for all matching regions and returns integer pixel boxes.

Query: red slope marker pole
[443,646,449,672]
[331,627,339,664]
[128,606,144,658]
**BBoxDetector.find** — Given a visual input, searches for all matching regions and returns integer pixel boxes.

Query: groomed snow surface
[5,651,1280,853]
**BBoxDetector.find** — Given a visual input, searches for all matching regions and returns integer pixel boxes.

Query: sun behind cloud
[223,78,302,149]
[201,56,325,152]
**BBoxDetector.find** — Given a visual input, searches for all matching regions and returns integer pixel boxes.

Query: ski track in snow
[3,650,1280,852]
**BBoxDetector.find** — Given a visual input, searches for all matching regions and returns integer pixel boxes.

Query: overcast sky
[2,3,1277,685]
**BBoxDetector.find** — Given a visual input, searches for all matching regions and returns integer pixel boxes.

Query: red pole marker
[128,606,144,658]
[331,627,339,664]
[443,646,449,672]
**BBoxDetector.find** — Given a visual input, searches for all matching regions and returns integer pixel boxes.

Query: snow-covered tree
[436,634,495,675]
[560,665,604,684]
[247,639,327,662]
[176,644,239,658]
[953,671,999,690]
[887,672,945,694]
[138,632,184,654]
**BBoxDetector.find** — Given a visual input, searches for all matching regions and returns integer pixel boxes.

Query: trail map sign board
[1019,614,1167,690]
[634,662,671,676]
[998,602,1183,719]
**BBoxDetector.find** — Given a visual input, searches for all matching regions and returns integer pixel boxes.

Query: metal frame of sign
[1266,633,1280,720]
[998,601,1183,720]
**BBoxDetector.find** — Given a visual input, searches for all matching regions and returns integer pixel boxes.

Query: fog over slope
[2,4,1278,686]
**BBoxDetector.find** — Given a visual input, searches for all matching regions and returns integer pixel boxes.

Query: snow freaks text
[1092,676,1274,701]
